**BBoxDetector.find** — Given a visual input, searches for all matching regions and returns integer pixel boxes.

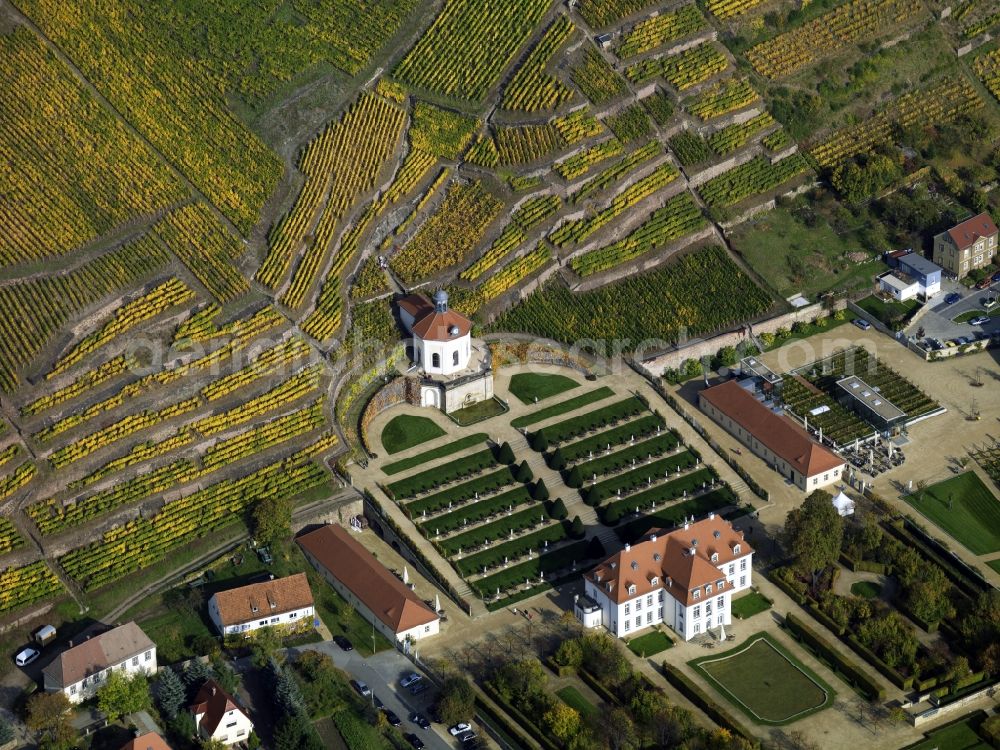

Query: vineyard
[684,77,759,120]
[393,0,550,102]
[490,245,774,344]
[0,28,185,267]
[746,0,925,78]
[698,154,811,207]
[462,195,560,281]
[556,139,624,180]
[973,49,1000,102]
[706,0,767,19]
[502,16,575,112]
[626,42,729,89]
[571,47,630,105]
[570,192,706,277]
[617,5,707,59]
[0,562,63,615]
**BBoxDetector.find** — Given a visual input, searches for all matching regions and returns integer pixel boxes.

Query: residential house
[877,270,921,302]
[932,212,998,279]
[190,679,253,746]
[42,622,156,704]
[207,573,314,637]
[119,732,173,750]
[577,514,754,640]
[699,379,845,491]
[297,524,440,643]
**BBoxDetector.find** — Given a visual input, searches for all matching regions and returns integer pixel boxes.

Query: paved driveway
[907,280,1000,344]
[293,641,463,749]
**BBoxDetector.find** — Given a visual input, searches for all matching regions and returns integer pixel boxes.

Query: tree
[714,346,738,368]
[250,626,283,668]
[515,460,534,483]
[252,494,292,546]
[585,536,605,559]
[547,447,566,471]
[784,490,843,587]
[0,718,15,745]
[156,667,187,718]
[272,661,306,717]
[438,676,475,726]
[490,659,547,705]
[26,692,74,750]
[496,441,515,465]
[529,431,548,452]
[564,464,583,488]
[543,702,581,743]
[601,707,638,750]
[532,478,549,502]
[581,633,629,686]
[856,612,919,669]
[553,638,584,669]
[201,739,227,750]
[211,658,240,695]
[97,670,152,722]
[184,659,212,692]
[570,515,584,538]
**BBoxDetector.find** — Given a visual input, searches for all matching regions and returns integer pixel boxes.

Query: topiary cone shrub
[564,464,583,488]
[495,441,515,465]
[570,515,585,538]
[515,459,534,483]
[532,478,550,502]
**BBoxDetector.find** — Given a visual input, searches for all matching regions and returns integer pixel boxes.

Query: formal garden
[690,632,835,725]
[903,471,1000,556]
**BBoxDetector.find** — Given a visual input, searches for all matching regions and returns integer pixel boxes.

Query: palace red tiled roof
[946,212,998,250]
[700,380,844,479]
[398,293,471,342]
[297,524,438,634]
[586,514,753,606]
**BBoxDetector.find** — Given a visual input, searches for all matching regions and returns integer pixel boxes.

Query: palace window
[624,604,630,615]
[636,599,642,611]
[693,606,701,618]
[453,350,459,366]
[693,589,700,600]
[740,575,746,587]
[432,353,440,368]
[646,595,653,607]
[740,559,747,571]
[624,621,630,633]
[717,596,724,608]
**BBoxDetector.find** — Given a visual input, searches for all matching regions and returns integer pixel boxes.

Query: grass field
[904,472,1000,555]
[988,559,1000,575]
[556,685,599,719]
[855,295,919,327]
[508,372,579,404]
[850,580,882,599]
[731,590,772,619]
[382,433,488,475]
[380,414,446,454]
[510,386,614,429]
[626,629,674,656]
[903,711,990,750]
[729,206,881,298]
[691,632,835,725]
[449,397,509,426]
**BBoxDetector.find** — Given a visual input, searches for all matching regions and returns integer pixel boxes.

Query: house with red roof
[698,379,845,492]
[933,212,998,279]
[190,679,253,746]
[397,290,493,412]
[577,514,753,640]
[297,523,440,643]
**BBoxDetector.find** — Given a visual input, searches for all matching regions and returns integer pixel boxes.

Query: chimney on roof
[689,547,696,556]
[650,534,657,542]
[683,519,689,530]
[624,543,630,552]
[708,512,715,520]
[211,686,217,696]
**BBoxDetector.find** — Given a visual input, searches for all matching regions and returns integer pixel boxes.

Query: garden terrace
[697,154,811,208]
[510,386,615,429]
[416,485,534,536]
[555,139,624,181]
[571,46,629,105]
[614,488,736,542]
[382,433,488,476]
[572,142,663,204]
[457,520,569,577]
[436,504,554,557]
[552,413,669,465]
[604,104,653,144]
[585,450,704,504]
[684,77,758,121]
[566,430,684,479]
[532,396,650,446]
[508,372,579,404]
[403,467,518,518]
[501,15,575,112]
[596,465,717,520]
[472,539,590,597]
[380,414,445,455]
[779,376,872,446]
[616,4,706,59]
[625,42,729,90]
[800,347,939,420]
[385,448,498,500]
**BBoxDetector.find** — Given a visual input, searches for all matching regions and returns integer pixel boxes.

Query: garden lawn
[953,309,986,324]
[614,488,736,543]
[903,472,1000,555]
[511,386,614,428]
[449,397,508,425]
[988,559,1000,575]
[380,414,445,454]
[904,712,990,750]
[382,433,488,475]
[508,372,579,404]
[556,685,598,719]
[626,629,673,656]
[855,295,919,327]
[731,590,772,619]
[691,632,835,725]
[850,581,882,599]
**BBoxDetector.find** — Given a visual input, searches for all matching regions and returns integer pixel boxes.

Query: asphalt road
[294,641,464,750]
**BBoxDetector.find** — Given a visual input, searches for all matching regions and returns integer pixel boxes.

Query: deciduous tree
[252,494,292,546]
[438,676,475,726]
[784,490,843,587]
[97,670,152,722]
[26,692,74,750]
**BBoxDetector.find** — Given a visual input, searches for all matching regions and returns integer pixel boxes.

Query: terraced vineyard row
[502,15,575,112]
[24,355,136,417]
[706,0,768,19]
[393,0,550,102]
[555,138,624,180]
[479,245,551,300]
[617,5,706,59]
[0,562,63,615]
[573,141,663,203]
[684,77,758,120]
[462,195,561,281]
[625,41,729,89]
[746,0,924,78]
[0,518,24,556]
[973,49,1000,103]
[570,192,706,276]
[698,154,811,207]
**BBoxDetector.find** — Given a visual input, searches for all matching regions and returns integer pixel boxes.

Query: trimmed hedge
[386,449,499,499]
[418,486,534,535]
[845,635,913,690]
[785,613,886,701]
[839,553,890,575]
[474,690,546,750]
[577,667,620,707]
[456,522,569,577]
[555,414,669,466]
[661,663,755,742]
[511,386,615,429]
[482,683,559,750]
[404,468,517,516]
[532,397,648,445]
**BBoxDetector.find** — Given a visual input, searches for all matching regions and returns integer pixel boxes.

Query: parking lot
[905,278,1000,346]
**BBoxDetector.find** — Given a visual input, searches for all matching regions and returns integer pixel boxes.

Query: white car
[449,723,472,737]
[969,315,990,326]
[353,680,371,697]
[15,647,39,667]
[400,672,422,688]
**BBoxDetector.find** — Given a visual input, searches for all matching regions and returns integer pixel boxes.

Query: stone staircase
[727,477,751,502]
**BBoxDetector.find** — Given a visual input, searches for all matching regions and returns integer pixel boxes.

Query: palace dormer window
[650,576,658,586]
[628,585,636,595]
[733,543,741,555]
[706,584,713,594]
[693,589,701,600]
[710,552,718,563]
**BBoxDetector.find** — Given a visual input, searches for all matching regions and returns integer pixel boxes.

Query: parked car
[975,277,993,290]
[15,647,39,667]
[993,270,1000,283]
[382,709,402,727]
[400,672,422,688]
[352,680,371,697]
[373,694,384,709]
[408,682,429,696]
[404,733,425,749]
[458,730,477,744]
[333,635,353,651]
[984,297,998,310]
[852,318,872,331]
[945,292,962,304]
[409,712,430,730]
[969,315,990,326]
[449,723,473,737]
